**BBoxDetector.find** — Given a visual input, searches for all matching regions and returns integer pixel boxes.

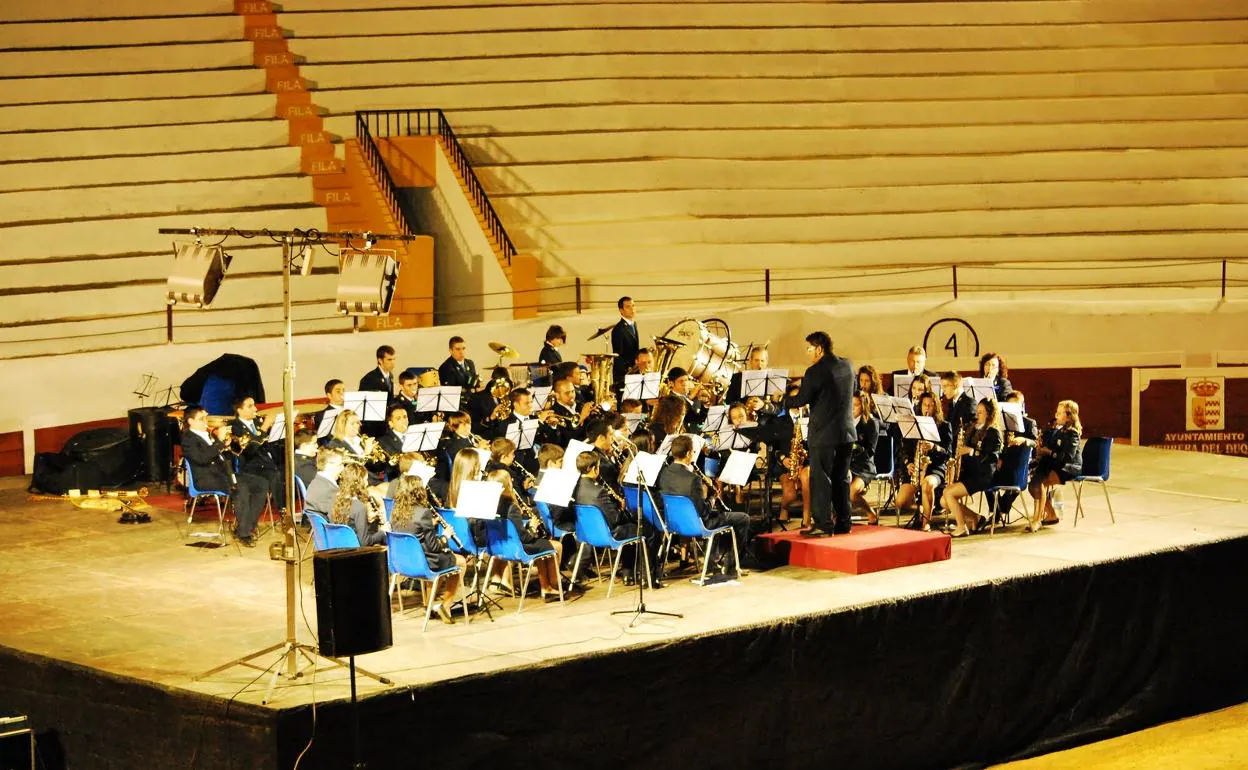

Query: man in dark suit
[727,345,769,403]
[358,344,397,397]
[572,449,661,587]
[229,395,283,507]
[658,435,754,575]
[610,296,639,386]
[784,331,857,537]
[181,406,269,546]
[438,336,479,390]
[941,371,976,435]
[667,367,708,430]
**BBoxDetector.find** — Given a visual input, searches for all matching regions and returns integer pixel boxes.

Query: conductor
[783,331,857,537]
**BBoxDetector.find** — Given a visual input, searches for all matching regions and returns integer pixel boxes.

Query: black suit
[467,390,501,436]
[538,343,562,366]
[229,416,284,506]
[359,367,394,397]
[610,318,639,385]
[438,356,478,390]
[657,462,749,568]
[947,394,976,436]
[784,353,857,531]
[182,430,268,539]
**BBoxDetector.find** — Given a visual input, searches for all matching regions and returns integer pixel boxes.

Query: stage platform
[1,445,1247,770]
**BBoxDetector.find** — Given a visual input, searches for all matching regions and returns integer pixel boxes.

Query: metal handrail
[354,114,415,237]
[356,108,515,265]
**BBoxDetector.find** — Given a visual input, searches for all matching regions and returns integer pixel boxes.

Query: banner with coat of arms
[1186,377,1225,431]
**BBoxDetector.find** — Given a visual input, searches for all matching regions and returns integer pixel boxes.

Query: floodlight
[335,248,399,316]
[166,242,231,307]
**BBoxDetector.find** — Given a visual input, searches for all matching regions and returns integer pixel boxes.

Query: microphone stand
[611,442,682,627]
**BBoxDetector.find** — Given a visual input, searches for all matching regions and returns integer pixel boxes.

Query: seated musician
[436,412,477,481]
[941,371,976,435]
[857,365,884,396]
[573,450,659,587]
[383,452,423,499]
[585,419,622,490]
[535,443,575,532]
[942,399,1005,537]
[989,390,1038,521]
[446,446,485,548]
[329,462,388,546]
[539,324,565,366]
[848,395,880,524]
[894,345,936,379]
[324,409,388,486]
[468,367,510,436]
[393,371,421,423]
[1028,399,1084,532]
[546,378,591,442]
[648,394,687,449]
[181,406,269,547]
[389,475,463,624]
[486,469,570,601]
[229,395,283,508]
[726,345,768,403]
[314,379,346,440]
[486,437,532,496]
[666,367,707,429]
[293,429,319,488]
[657,435,754,576]
[890,393,949,531]
[376,404,409,473]
[304,446,346,516]
[979,352,1014,402]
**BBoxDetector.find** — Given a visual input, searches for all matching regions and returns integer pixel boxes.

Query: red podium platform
[757,526,951,575]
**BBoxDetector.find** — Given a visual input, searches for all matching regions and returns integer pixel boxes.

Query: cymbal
[488,341,518,358]
[587,325,615,342]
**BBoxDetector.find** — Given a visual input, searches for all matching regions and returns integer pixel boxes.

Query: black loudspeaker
[62,427,138,488]
[128,407,179,482]
[313,546,393,657]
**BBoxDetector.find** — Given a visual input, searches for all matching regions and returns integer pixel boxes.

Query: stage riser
[276,536,1248,770]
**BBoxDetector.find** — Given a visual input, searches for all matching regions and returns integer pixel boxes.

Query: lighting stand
[163,227,412,702]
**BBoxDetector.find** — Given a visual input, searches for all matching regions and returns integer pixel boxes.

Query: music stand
[622,412,646,434]
[401,422,443,454]
[871,394,913,423]
[741,368,788,399]
[623,373,661,401]
[896,413,942,443]
[267,413,287,443]
[505,418,539,452]
[659,433,706,464]
[614,448,681,626]
[455,479,503,622]
[416,386,462,413]
[702,405,728,434]
[892,374,915,399]
[343,390,388,422]
[316,407,341,439]
[998,402,1027,433]
[711,426,753,452]
[961,377,997,403]
[529,386,553,410]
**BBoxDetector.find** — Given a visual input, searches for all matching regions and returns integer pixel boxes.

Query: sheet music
[742,369,788,398]
[897,413,942,442]
[473,447,491,469]
[623,451,667,487]
[415,386,463,413]
[343,390,389,422]
[404,461,437,484]
[622,373,661,401]
[562,439,595,471]
[962,377,997,402]
[401,422,444,453]
[454,480,501,520]
[871,394,914,423]
[623,412,646,434]
[711,427,751,452]
[893,374,915,399]
[266,413,286,443]
[505,418,539,451]
[533,467,578,506]
[658,432,705,463]
[719,450,758,486]
[316,407,340,439]
[998,401,1026,432]
[529,386,553,409]
[702,405,728,433]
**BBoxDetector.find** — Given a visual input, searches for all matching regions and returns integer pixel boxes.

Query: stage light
[335,248,399,316]
[166,241,232,308]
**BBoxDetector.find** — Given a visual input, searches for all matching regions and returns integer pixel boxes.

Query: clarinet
[690,461,728,513]
[428,506,467,551]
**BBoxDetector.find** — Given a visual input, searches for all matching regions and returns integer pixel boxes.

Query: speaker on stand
[128,407,179,488]
[313,546,393,769]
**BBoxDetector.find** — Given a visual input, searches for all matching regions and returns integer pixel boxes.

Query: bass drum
[659,318,740,385]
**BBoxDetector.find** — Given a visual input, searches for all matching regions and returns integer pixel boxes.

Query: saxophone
[786,416,807,480]
[911,441,930,487]
[946,425,967,487]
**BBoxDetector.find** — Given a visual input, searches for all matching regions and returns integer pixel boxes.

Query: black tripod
[611,450,681,627]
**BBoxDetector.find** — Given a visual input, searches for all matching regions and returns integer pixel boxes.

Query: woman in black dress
[1027,399,1083,532]
[390,475,463,623]
[848,395,880,523]
[942,398,1004,537]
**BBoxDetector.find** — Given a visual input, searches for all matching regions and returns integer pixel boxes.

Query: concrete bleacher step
[0,15,244,50]
[0,41,254,78]
[0,70,267,106]
[2,0,232,22]
[2,121,294,163]
[0,93,279,132]
[0,146,304,192]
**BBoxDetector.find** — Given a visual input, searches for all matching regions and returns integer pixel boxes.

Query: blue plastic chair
[305,511,361,550]
[572,504,647,597]
[624,483,671,562]
[385,531,465,630]
[977,446,1033,536]
[1072,437,1115,527]
[483,518,562,612]
[183,458,230,540]
[660,493,739,584]
[870,435,896,518]
[293,475,309,522]
[533,500,571,540]
[382,498,394,523]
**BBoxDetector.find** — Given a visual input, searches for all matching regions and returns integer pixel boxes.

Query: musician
[619,398,644,415]
[389,475,462,624]
[546,379,591,442]
[890,392,950,531]
[978,353,1014,402]
[447,446,485,547]
[941,371,976,435]
[393,371,422,423]
[848,394,880,524]
[610,296,640,386]
[437,412,478,481]
[468,367,509,435]
[490,388,540,474]
[893,345,936,379]
[373,404,411,482]
[304,447,347,516]
[229,395,283,507]
[942,398,1005,537]
[573,450,657,587]
[181,406,269,547]
[784,331,857,537]
[486,469,569,601]
[667,367,707,429]
[658,435,753,576]
[1027,399,1083,531]
[726,345,769,403]
[330,462,388,546]
[536,444,575,531]
[292,429,319,488]
[438,336,479,390]
[857,365,884,396]
[539,325,565,366]
[358,344,397,397]
[989,390,1038,521]
[648,394,687,449]
[585,419,622,490]
[314,379,347,438]
[633,347,654,375]
[486,437,531,495]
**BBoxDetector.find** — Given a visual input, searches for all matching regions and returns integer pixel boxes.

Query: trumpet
[469,432,491,449]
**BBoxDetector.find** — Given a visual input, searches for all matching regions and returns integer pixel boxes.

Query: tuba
[583,353,618,408]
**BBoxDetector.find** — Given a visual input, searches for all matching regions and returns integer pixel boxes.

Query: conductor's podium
[757,526,951,575]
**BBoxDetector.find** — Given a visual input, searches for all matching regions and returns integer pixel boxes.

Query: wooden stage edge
[0,445,1246,768]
